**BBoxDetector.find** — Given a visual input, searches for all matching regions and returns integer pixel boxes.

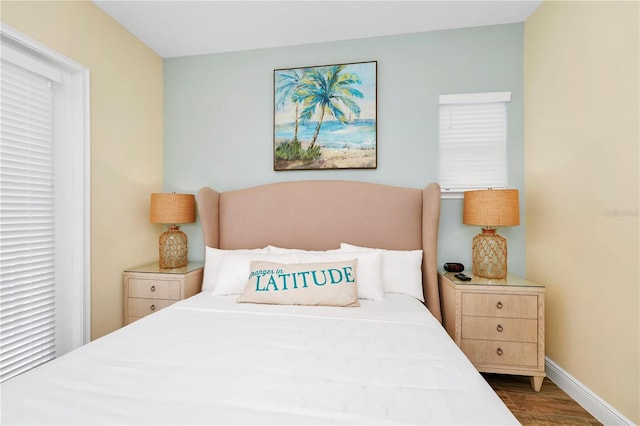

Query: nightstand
[439,271,546,391]
[123,262,204,325]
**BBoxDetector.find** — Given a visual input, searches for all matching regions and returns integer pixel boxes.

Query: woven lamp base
[159,225,188,269]
[471,228,508,279]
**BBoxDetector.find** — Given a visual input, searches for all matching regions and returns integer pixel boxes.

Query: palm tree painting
[274,61,377,170]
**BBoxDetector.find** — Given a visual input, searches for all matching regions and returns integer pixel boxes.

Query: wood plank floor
[483,373,602,425]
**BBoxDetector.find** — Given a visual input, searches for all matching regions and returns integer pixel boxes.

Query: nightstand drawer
[462,293,537,318]
[128,278,181,300]
[127,298,176,317]
[461,339,538,367]
[462,316,537,342]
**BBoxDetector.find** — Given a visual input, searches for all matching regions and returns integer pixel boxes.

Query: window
[438,92,511,197]
[0,25,90,382]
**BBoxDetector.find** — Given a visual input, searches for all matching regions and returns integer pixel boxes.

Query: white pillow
[267,245,340,253]
[202,246,269,291]
[340,243,424,301]
[213,251,301,295]
[298,250,384,301]
[264,246,384,301]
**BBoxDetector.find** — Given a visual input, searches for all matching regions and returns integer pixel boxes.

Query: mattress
[1,292,518,425]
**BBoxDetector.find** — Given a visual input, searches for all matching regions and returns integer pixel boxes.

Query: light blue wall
[164,23,525,274]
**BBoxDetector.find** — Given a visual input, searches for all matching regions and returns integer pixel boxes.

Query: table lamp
[150,193,195,269]
[463,189,519,279]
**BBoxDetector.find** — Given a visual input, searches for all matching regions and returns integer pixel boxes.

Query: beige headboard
[197,180,442,321]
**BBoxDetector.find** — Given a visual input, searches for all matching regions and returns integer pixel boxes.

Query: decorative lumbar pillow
[340,243,424,301]
[202,246,269,291]
[237,260,360,307]
[264,246,385,301]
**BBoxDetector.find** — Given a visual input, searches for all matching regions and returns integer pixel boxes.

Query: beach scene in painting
[274,61,377,170]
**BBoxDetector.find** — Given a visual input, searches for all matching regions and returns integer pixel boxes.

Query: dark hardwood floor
[483,373,602,425]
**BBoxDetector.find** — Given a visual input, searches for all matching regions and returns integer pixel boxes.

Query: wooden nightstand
[123,262,203,325]
[439,271,546,391]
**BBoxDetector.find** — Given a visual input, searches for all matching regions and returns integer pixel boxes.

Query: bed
[1,180,518,425]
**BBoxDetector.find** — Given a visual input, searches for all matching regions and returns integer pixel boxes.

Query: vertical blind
[0,59,56,382]
[438,92,511,193]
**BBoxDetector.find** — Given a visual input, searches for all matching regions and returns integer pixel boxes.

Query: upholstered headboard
[197,180,442,321]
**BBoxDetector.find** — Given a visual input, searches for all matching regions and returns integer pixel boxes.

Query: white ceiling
[93,1,542,58]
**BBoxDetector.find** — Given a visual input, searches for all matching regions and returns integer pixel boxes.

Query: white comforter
[1,293,518,425]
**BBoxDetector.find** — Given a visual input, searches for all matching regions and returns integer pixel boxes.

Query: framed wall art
[274,61,377,170]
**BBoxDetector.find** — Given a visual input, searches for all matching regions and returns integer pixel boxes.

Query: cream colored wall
[524,1,639,423]
[1,1,164,339]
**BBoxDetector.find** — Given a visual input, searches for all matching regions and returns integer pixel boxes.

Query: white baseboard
[545,357,635,425]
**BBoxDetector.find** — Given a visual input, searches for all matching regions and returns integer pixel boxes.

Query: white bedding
[1,293,518,425]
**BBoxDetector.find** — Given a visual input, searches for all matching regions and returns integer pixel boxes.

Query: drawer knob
[496,301,503,309]
[496,347,504,356]
[150,304,156,311]
[496,324,504,332]
[150,285,156,292]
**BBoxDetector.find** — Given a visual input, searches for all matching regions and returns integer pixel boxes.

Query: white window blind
[438,92,511,196]
[0,59,56,382]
